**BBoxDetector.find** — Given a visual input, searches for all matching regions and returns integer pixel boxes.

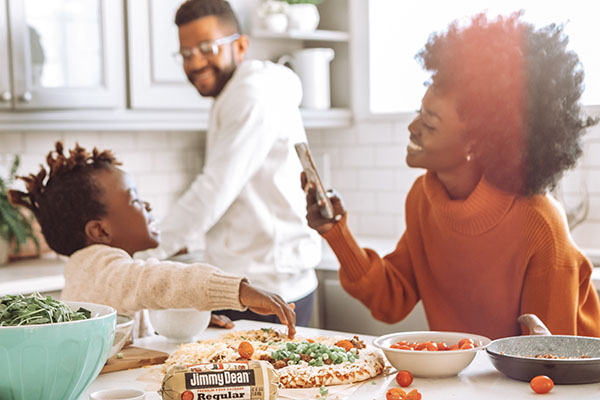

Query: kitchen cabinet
[316,268,429,336]
[126,0,210,110]
[0,0,125,110]
[126,0,354,127]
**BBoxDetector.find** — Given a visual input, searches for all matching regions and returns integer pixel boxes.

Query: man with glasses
[141,0,322,329]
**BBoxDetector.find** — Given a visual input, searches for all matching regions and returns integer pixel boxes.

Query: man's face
[178,16,246,97]
[93,168,160,255]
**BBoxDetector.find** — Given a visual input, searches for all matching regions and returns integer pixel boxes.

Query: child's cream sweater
[61,244,247,336]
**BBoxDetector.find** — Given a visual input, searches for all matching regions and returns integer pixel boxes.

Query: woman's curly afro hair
[8,141,121,256]
[416,12,597,196]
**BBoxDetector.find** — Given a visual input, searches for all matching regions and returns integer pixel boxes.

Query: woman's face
[93,168,160,255]
[407,86,471,174]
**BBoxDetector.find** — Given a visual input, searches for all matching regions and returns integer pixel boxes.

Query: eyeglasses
[173,33,240,63]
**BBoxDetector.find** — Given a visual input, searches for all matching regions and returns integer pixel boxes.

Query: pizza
[164,328,386,388]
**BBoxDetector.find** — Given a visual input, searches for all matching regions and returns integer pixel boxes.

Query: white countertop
[83,319,600,400]
[0,253,66,295]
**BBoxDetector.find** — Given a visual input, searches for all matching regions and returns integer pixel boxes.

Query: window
[368,0,600,113]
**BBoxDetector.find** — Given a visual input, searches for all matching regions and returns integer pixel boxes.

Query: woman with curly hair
[303,12,600,339]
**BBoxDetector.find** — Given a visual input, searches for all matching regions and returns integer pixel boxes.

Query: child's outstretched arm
[238,281,296,338]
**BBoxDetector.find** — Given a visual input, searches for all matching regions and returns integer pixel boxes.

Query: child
[9,142,296,338]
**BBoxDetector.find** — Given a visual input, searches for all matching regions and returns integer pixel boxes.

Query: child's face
[93,167,160,255]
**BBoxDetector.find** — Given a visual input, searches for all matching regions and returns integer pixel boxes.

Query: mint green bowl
[0,301,116,400]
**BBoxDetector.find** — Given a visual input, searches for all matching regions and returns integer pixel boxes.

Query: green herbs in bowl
[0,292,91,326]
[0,297,115,400]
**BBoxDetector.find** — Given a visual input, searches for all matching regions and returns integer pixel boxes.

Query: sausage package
[159,360,279,400]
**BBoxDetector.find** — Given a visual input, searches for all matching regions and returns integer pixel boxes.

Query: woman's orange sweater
[323,172,600,339]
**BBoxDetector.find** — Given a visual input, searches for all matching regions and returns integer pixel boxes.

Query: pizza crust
[165,329,386,389]
[276,348,385,388]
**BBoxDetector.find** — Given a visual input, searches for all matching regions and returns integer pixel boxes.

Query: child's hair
[8,141,121,256]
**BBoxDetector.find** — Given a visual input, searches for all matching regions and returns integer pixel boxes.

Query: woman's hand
[301,171,346,235]
[238,281,296,338]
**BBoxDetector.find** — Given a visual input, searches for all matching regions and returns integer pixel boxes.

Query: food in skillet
[0,293,90,326]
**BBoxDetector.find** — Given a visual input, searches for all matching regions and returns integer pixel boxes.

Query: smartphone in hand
[294,142,335,219]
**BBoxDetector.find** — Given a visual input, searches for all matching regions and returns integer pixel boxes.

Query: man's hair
[175,0,241,32]
[8,142,121,256]
[416,12,597,196]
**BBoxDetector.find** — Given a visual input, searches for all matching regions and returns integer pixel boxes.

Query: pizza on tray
[165,328,386,388]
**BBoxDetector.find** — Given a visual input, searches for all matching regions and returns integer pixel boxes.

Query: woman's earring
[466,154,472,162]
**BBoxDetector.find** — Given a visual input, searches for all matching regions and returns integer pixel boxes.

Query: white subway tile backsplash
[99,131,137,150]
[583,142,600,167]
[358,169,395,191]
[23,132,62,152]
[339,147,375,167]
[356,122,393,144]
[62,132,102,151]
[376,193,407,213]
[392,118,412,144]
[375,146,408,167]
[135,131,169,150]
[134,172,174,197]
[4,115,600,247]
[395,168,425,191]
[585,170,600,194]
[18,154,46,178]
[153,151,192,173]
[120,152,154,173]
[0,132,23,153]
[358,214,401,237]
[167,172,196,196]
[342,192,376,213]
[168,131,205,149]
[321,126,358,146]
[571,222,600,248]
[331,168,358,190]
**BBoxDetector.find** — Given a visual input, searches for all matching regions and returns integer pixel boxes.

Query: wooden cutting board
[100,346,169,374]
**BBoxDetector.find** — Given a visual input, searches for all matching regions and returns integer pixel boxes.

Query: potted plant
[283,0,322,32]
[0,155,39,265]
[257,0,289,33]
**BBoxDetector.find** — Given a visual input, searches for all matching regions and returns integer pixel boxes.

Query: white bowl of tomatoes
[373,331,491,378]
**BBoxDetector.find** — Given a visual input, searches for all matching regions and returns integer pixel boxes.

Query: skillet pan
[486,314,600,384]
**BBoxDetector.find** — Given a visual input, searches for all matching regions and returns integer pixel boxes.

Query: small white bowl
[148,308,210,343]
[373,331,491,378]
[108,314,134,358]
[89,388,145,400]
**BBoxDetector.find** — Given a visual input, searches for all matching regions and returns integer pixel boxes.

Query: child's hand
[209,313,235,329]
[300,171,345,235]
[238,281,296,338]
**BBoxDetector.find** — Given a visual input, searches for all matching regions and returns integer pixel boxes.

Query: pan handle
[517,313,552,336]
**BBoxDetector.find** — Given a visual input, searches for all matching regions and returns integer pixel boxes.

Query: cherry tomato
[406,388,422,400]
[460,342,475,350]
[237,341,254,359]
[395,370,414,387]
[436,342,449,351]
[386,388,407,400]
[458,338,474,348]
[530,375,554,394]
